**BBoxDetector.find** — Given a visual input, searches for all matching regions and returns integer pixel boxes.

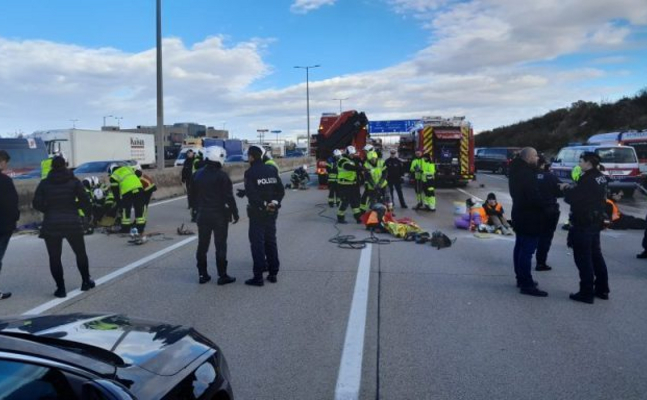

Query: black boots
[217,276,236,285]
[216,260,235,285]
[81,279,95,291]
[199,274,212,284]
[267,275,278,283]
[569,292,594,304]
[245,277,264,287]
[54,287,66,298]
[535,264,552,271]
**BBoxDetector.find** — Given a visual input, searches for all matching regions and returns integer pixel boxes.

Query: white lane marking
[335,244,373,400]
[149,195,187,208]
[479,173,508,181]
[22,236,198,315]
[9,235,27,241]
[456,188,483,202]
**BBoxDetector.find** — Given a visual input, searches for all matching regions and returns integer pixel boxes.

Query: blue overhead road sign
[369,119,419,133]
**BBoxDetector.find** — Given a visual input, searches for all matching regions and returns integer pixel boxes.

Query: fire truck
[398,116,475,186]
[311,110,369,186]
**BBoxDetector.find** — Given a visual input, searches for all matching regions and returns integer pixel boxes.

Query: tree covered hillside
[475,89,647,153]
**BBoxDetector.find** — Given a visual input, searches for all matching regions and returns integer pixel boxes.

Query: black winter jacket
[181,156,194,183]
[192,163,238,221]
[508,157,545,235]
[384,157,405,183]
[564,168,608,229]
[244,160,285,219]
[0,172,19,234]
[32,169,91,238]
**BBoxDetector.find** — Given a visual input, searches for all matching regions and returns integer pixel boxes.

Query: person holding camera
[192,147,238,286]
[243,145,285,286]
[561,152,609,304]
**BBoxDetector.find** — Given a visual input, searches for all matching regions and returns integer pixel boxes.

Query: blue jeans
[0,232,11,273]
[513,234,539,288]
[571,226,609,295]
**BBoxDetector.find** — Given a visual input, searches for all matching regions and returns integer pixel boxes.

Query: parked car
[73,160,136,174]
[474,147,521,175]
[225,154,246,163]
[0,313,234,399]
[550,144,641,196]
[11,168,42,180]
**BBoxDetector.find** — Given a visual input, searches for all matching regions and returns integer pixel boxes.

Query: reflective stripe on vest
[111,166,143,196]
[41,158,52,180]
[422,160,436,182]
[337,157,357,185]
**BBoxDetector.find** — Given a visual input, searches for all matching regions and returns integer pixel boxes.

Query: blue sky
[0,0,646,139]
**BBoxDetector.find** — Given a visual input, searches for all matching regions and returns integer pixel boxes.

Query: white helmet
[204,146,226,164]
[82,177,93,188]
[247,145,265,158]
[346,145,357,156]
[333,149,342,157]
[363,144,374,152]
[91,176,100,187]
[93,188,105,200]
[132,163,142,172]
[108,163,119,174]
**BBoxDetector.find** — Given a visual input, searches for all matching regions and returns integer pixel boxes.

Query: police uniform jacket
[244,159,285,219]
[193,162,238,221]
[181,156,194,183]
[564,168,608,229]
[537,169,562,215]
[384,157,404,184]
[508,157,545,236]
[0,172,19,234]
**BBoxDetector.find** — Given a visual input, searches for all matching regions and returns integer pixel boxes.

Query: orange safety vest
[140,174,156,192]
[470,207,488,224]
[606,199,620,221]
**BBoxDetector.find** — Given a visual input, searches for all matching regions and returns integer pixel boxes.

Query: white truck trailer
[32,129,156,168]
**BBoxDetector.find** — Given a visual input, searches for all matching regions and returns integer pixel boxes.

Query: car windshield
[595,147,637,163]
[74,162,111,173]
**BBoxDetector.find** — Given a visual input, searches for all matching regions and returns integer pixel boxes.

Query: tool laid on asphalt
[177,223,195,236]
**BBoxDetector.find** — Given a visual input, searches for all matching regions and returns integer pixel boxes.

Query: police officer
[109,164,146,234]
[337,146,363,224]
[193,147,239,285]
[535,156,562,271]
[244,145,285,286]
[263,152,279,172]
[561,152,610,304]
[385,149,407,208]
[190,150,206,222]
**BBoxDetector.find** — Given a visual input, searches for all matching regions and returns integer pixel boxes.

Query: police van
[550,144,641,196]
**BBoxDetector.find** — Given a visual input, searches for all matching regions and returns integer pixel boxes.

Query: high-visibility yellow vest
[421,160,436,183]
[337,157,357,185]
[41,158,53,180]
[571,165,582,182]
[366,163,387,189]
[410,158,423,180]
[327,160,338,182]
[111,166,143,196]
[265,159,279,171]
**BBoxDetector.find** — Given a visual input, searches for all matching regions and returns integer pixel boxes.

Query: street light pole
[155,0,165,170]
[333,97,348,114]
[115,116,123,128]
[70,119,78,129]
[271,130,282,144]
[103,115,113,127]
[294,64,320,155]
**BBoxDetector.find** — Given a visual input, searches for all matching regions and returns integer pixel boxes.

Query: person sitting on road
[605,191,647,230]
[484,193,513,235]
[290,165,310,190]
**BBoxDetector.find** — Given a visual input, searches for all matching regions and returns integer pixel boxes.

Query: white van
[174,147,201,167]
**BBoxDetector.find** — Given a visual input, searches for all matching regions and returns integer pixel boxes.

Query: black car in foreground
[0,313,234,399]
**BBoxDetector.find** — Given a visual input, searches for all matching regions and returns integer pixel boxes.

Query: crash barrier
[14,157,314,226]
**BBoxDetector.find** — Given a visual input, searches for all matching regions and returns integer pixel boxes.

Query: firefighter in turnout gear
[360,144,378,211]
[135,166,157,219]
[337,146,363,224]
[327,149,342,207]
[421,152,437,211]
[362,151,388,212]
[109,164,146,234]
[410,150,424,209]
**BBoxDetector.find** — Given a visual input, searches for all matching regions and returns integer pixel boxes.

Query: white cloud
[290,0,336,14]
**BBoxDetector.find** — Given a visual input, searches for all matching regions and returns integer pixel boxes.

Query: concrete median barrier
[14,157,314,226]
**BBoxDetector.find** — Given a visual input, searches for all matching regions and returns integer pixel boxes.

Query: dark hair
[487,192,496,201]
[51,156,66,170]
[0,150,10,163]
[580,151,601,167]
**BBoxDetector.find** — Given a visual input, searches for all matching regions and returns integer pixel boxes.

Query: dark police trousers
[388,181,406,207]
[249,215,279,278]
[536,210,560,265]
[196,212,229,277]
[571,226,609,295]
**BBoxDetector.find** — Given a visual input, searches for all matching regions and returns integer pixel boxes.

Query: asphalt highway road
[2,172,647,400]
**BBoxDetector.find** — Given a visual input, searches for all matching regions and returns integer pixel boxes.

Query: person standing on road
[421,152,437,212]
[244,145,285,286]
[561,152,610,304]
[508,147,549,297]
[535,156,562,271]
[326,150,342,207]
[110,164,146,234]
[336,146,363,224]
[385,149,407,209]
[182,149,195,210]
[32,156,95,298]
[410,150,424,210]
[192,147,239,286]
[0,150,19,300]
